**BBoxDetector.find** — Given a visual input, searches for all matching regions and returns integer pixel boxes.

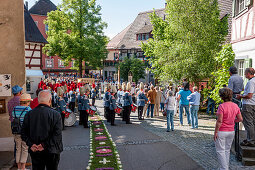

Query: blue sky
[26,0,165,39]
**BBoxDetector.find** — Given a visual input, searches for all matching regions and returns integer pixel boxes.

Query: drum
[64,109,76,127]
[131,104,137,112]
[115,105,122,114]
[89,106,97,115]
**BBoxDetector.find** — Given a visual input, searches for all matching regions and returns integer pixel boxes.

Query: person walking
[237,68,255,146]
[178,86,192,126]
[12,93,32,170]
[187,86,201,129]
[147,85,157,118]
[21,90,63,170]
[154,86,162,116]
[137,82,148,120]
[165,91,175,132]
[160,87,166,112]
[214,88,243,170]
[143,88,149,119]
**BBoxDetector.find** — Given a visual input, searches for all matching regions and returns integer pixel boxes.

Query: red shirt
[30,97,39,109]
[217,102,241,131]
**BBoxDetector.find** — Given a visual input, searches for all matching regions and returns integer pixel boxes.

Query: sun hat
[20,93,32,101]
[12,85,23,94]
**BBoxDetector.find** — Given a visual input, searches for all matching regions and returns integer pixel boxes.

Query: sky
[26,0,165,39]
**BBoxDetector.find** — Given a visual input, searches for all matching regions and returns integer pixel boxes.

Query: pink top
[217,102,241,131]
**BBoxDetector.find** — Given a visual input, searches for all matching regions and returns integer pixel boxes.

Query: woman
[78,86,90,128]
[160,87,166,112]
[12,93,32,170]
[56,87,67,130]
[143,88,149,119]
[214,88,243,170]
[109,85,117,126]
[103,85,111,122]
[137,82,148,120]
[165,91,175,132]
[122,82,132,124]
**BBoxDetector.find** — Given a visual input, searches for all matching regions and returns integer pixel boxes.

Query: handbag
[163,109,167,116]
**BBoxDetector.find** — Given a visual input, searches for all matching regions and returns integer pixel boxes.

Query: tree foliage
[141,0,228,83]
[118,57,146,82]
[209,44,235,104]
[44,0,108,77]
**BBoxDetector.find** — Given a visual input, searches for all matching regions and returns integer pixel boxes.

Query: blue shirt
[228,74,244,93]
[187,91,201,106]
[12,106,32,125]
[179,90,192,105]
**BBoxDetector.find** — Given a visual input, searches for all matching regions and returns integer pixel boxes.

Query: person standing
[30,89,43,110]
[165,91,175,132]
[160,87,166,112]
[56,87,67,130]
[69,90,76,112]
[178,86,192,126]
[137,82,148,120]
[91,84,97,106]
[187,86,201,129]
[122,82,133,124]
[78,86,90,128]
[228,66,244,98]
[147,85,157,118]
[237,68,255,146]
[214,88,243,170]
[21,90,63,170]
[8,85,23,121]
[109,85,117,126]
[103,85,111,122]
[12,93,32,170]
[154,86,162,116]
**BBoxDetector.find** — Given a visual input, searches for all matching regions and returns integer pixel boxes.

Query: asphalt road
[58,100,203,170]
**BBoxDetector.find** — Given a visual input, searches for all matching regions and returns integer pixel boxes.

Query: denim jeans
[167,110,174,131]
[190,105,199,128]
[147,104,155,118]
[160,103,164,111]
[179,104,190,125]
[207,100,215,115]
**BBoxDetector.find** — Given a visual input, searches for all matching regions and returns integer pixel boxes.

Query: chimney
[25,1,28,9]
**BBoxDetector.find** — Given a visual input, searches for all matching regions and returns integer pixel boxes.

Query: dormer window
[136,33,151,41]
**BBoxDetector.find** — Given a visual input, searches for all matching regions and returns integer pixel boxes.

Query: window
[238,60,244,78]
[46,59,53,68]
[58,59,65,67]
[239,0,245,12]
[142,34,146,40]
[34,21,38,26]
[45,24,49,32]
[233,0,252,17]
[146,34,149,40]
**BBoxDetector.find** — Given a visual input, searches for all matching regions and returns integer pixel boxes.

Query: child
[214,88,243,170]
[165,91,175,132]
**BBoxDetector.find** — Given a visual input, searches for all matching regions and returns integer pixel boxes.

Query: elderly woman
[137,82,148,120]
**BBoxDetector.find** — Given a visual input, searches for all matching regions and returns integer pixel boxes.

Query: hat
[20,93,32,101]
[12,85,23,94]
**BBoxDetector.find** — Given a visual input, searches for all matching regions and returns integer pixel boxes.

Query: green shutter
[232,0,236,17]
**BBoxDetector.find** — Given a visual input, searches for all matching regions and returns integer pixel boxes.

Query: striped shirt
[12,106,32,125]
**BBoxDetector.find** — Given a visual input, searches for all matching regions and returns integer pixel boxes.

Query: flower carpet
[87,114,122,170]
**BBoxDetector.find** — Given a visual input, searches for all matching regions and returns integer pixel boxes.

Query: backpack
[11,107,27,134]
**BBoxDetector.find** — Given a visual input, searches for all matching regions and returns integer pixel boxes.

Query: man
[147,85,157,118]
[187,86,201,129]
[228,66,244,98]
[21,90,63,170]
[8,85,23,121]
[236,68,255,147]
[178,86,192,126]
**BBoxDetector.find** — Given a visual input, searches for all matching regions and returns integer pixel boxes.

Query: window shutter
[232,0,236,17]
[245,0,253,7]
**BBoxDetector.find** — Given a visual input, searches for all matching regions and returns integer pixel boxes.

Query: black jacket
[21,104,63,154]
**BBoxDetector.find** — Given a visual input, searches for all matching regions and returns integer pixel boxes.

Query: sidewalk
[140,112,255,170]
[0,137,14,170]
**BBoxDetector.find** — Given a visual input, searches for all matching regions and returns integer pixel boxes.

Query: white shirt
[243,77,255,105]
[165,96,175,110]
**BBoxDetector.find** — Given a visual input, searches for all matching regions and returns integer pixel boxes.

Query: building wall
[0,0,26,137]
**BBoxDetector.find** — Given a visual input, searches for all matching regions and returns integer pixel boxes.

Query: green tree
[209,44,235,104]
[118,57,146,82]
[141,0,228,84]
[44,0,108,77]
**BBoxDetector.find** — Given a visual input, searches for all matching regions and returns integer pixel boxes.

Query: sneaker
[166,130,170,132]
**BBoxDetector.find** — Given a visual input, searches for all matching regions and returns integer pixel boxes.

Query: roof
[136,24,153,34]
[24,6,48,43]
[29,0,57,16]
[107,8,165,50]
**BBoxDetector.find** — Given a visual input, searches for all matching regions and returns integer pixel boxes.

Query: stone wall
[0,0,25,137]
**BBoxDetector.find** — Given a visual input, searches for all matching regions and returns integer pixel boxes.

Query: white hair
[38,90,52,104]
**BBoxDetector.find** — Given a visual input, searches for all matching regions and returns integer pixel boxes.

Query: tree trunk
[79,58,82,78]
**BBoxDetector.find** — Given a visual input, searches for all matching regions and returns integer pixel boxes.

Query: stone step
[240,146,255,158]
[242,157,255,166]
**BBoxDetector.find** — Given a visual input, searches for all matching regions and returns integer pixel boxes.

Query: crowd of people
[6,66,255,170]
